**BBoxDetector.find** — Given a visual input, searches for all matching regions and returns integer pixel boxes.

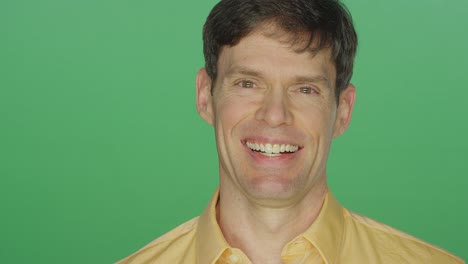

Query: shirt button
[229,254,240,263]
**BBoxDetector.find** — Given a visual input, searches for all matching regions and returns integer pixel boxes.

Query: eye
[299,86,315,94]
[237,80,256,88]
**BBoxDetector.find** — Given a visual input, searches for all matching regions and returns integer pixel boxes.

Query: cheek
[296,106,336,139]
[214,96,258,130]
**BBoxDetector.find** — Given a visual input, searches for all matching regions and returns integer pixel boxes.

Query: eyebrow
[225,66,263,78]
[225,65,331,87]
[294,75,330,86]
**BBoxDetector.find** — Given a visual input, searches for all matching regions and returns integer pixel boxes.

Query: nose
[255,88,293,127]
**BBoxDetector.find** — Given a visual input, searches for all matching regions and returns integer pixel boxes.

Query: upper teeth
[246,142,299,154]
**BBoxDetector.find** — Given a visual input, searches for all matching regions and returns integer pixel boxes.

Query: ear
[332,84,356,138]
[196,68,214,126]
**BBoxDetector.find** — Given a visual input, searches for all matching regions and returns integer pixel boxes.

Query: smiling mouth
[245,141,300,157]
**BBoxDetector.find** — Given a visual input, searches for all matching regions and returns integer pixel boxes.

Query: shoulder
[116,217,199,264]
[342,209,464,264]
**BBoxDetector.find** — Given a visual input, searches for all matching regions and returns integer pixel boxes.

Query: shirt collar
[196,189,345,264]
[196,188,230,264]
[301,192,345,264]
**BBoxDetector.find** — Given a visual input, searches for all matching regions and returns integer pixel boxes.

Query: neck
[217,181,327,264]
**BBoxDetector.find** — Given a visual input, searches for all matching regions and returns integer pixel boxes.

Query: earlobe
[196,68,214,126]
[333,84,356,138]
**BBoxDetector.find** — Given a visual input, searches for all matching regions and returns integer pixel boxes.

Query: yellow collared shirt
[117,191,464,264]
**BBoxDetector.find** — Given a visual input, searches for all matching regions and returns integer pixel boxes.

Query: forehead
[217,29,336,83]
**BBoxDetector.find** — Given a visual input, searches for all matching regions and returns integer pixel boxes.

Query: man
[118,0,464,263]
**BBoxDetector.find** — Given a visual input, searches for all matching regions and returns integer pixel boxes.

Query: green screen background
[1,0,467,263]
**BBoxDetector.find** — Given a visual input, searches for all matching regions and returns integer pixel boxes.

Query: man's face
[196,28,355,204]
